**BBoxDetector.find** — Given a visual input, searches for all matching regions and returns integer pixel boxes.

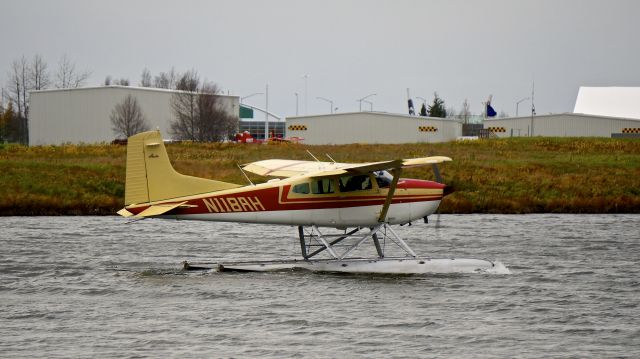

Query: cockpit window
[311,178,334,194]
[339,175,373,192]
[292,182,310,194]
[374,170,393,188]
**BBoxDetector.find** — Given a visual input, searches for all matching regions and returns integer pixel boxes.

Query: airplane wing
[242,156,451,178]
[241,159,335,177]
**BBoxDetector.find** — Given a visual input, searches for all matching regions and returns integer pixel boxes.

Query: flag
[486,102,497,117]
[408,99,415,115]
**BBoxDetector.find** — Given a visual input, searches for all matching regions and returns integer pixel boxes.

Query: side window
[311,178,334,194]
[339,175,373,192]
[292,182,310,194]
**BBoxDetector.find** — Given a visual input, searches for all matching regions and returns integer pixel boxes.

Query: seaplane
[117,130,502,274]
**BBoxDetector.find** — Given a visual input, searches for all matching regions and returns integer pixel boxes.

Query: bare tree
[153,67,177,89]
[30,54,50,91]
[458,98,471,124]
[113,78,130,86]
[446,107,457,119]
[110,95,150,138]
[175,70,199,91]
[5,54,52,143]
[7,56,29,118]
[170,78,238,141]
[55,54,91,88]
[197,83,238,141]
[104,75,112,86]
[140,68,152,87]
[170,72,200,140]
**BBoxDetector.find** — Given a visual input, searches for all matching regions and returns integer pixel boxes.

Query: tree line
[416,92,508,124]
[1,54,90,144]
[1,55,237,144]
[109,68,237,142]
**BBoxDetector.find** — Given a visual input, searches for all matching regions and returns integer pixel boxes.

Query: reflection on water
[1,214,639,357]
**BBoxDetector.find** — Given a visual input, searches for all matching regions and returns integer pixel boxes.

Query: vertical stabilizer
[124,131,241,205]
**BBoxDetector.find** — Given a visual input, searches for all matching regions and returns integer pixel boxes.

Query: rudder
[124,131,241,205]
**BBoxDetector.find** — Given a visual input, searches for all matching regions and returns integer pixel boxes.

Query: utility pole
[530,81,535,136]
[295,92,299,116]
[265,84,269,140]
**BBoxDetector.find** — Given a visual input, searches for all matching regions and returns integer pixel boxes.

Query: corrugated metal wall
[484,113,640,138]
[29,86,239,145]
[285,112,461,145]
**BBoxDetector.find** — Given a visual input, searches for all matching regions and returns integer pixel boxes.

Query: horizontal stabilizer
[117,208,134,217]
[116,201,190,218]
[135,201,188,217]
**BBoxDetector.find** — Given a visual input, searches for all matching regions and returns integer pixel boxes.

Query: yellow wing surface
[241,156,451,178]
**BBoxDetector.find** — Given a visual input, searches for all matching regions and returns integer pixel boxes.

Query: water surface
[1,214,639,358]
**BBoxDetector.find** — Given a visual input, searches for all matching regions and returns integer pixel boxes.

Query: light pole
[416,96,426,115]
[363,100,373,111]
[294,92,299,116]
[516,97,529,117]
[357,93,376,112]
[316,97,334,114]
[241,92,263,103]
[265,84,269,140]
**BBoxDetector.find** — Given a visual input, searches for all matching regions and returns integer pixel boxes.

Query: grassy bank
[1,137,639,215]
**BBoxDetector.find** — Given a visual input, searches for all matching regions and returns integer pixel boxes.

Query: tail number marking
[203,196,265,213]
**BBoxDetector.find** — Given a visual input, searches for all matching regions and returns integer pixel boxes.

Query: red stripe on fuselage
[127,178,445,216]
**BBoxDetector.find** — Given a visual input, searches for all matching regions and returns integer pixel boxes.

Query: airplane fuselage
[125,176,446,228]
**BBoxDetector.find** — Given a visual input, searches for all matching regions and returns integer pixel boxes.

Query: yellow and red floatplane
[118,130,501,274]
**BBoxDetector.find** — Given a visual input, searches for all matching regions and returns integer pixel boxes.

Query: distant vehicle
[117,130,497,274]
[235,131,304,144]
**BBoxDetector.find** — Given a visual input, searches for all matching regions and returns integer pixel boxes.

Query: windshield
[339,175,372,192]
[373,170,393,188]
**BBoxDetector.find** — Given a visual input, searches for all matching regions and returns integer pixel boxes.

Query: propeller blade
[431,163,443,183]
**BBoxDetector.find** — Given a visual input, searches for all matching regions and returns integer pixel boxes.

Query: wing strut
[377,167,402,223]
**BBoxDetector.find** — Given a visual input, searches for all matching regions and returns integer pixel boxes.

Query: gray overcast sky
[2,0,640,117]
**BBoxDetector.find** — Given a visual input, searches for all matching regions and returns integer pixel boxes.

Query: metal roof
[30,85,239,99]
[574,86,640,120]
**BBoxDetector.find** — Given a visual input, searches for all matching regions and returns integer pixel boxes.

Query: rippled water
[1,214,639,358]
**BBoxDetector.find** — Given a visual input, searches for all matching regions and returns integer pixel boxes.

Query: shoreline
[2,137,639,216]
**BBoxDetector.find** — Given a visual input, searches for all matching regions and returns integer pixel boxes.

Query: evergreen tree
[419,103,427,116]
[428,92,447,118]
[0,102,19,143]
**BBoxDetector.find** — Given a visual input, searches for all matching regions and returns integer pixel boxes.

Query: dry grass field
[1,137,639,215]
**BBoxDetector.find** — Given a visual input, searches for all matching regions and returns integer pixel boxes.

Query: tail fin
[124,131,241,205]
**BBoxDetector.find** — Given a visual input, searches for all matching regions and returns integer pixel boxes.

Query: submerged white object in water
[185,257,510,275]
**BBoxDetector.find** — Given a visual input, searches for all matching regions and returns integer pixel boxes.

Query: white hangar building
[484,87,640,138]
[285,112,461,145]
[29,86,240,145]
